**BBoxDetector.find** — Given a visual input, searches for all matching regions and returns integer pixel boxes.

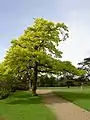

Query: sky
[0,0,90,66]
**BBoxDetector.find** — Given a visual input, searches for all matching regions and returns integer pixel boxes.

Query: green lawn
[53,87,90,111]
[0,91,56,120]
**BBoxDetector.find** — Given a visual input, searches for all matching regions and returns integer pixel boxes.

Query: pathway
[37,90,90,120]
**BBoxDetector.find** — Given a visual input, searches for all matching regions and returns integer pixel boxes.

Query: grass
[0,91,56,120]
[53,87,90,111]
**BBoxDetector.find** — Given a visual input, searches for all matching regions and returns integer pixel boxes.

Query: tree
[78,57,89,79]
[4,18,79,95]
[0,63,12,99]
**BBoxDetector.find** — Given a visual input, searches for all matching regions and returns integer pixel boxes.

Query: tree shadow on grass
[54,91,90,102]
[53,91,90,111]
[7,92,42,105]
[7,90,90,106]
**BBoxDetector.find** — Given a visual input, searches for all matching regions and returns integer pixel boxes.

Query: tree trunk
[28,75,33,91]
[27,72,31,92]
[28,79,31,91]
[32,62,38,96]
[31,79,33,88]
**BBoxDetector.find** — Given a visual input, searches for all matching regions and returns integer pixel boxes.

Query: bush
[0,80,11,99]
[0,88,10,99]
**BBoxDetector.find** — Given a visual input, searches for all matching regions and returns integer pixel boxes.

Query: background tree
[0,63,12,99]
[78,57,90,80]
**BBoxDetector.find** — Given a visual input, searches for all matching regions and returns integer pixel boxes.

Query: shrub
[0,88,10,99]
[0,80,11,99]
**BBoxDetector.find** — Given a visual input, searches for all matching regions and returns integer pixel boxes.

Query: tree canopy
[0,18,81,96]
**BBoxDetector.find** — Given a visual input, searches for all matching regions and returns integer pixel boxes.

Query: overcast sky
[0,0,90,66]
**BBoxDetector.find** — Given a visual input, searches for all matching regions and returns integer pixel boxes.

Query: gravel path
[37,90,90,120]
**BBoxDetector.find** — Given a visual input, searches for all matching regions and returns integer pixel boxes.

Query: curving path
[37,90,90,120]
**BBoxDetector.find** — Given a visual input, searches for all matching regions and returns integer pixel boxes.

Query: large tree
[4,18,78,95]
